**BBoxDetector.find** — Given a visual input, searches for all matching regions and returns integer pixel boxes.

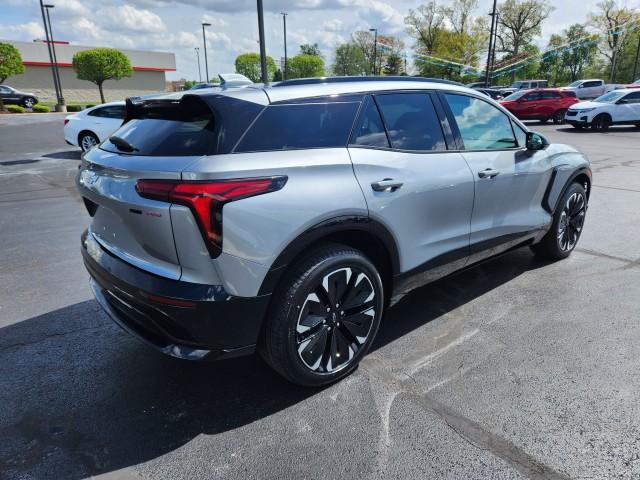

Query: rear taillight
[64,119,69,125]
[135,177,287,256]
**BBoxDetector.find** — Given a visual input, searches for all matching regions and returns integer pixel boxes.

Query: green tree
[539,34,564,85]
[384,52,404,75]
[0,42,25,111]
[273,69,283,81]
[234,53,276,83]
[300,43,322,56]
[183,80,198,89]
[288,54,325,78]
[588,0,639,82]
[561,25,598,82]
[332,43,368,76]
[496,0,553,81]
[72,48,132,103]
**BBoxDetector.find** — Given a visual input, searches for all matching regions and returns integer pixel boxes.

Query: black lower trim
[82,230,270,360]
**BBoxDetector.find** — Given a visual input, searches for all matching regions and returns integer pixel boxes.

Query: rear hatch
[77,91,266,280]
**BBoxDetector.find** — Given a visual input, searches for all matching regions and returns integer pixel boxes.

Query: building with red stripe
[2,39,176,103]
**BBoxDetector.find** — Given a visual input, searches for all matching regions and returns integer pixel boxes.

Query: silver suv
[77,77,591,386]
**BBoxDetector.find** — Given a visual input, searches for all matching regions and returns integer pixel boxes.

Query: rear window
[235,102,360,152]
[100,95,262,157]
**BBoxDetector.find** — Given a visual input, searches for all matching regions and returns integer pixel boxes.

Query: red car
[500,88,579,124]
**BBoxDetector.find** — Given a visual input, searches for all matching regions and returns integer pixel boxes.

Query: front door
[348,93,475,286]
[440,92,552,262]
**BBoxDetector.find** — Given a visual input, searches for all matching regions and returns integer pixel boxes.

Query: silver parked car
[77,77,592,386]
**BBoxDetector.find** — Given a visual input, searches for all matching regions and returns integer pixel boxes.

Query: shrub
[7,105,25,113]
[33,104,50,113]
[66,105,81,112]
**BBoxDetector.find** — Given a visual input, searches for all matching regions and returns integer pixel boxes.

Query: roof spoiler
[218,73,253,88]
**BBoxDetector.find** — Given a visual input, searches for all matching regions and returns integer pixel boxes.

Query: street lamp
[195,47,202,83]
[202,22,211,82]
[369,28,378,75]
[281,12,288,80]
[39,2,65,110]
[485,0,498,87]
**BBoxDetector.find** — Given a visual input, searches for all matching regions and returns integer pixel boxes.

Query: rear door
[86,105,126,141]
[440,92,552,262]
[616,91,640,122]
[537,90,562,118]
[348,92,475,282]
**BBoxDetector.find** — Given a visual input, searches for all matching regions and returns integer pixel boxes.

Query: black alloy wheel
[553,109,566,125]
[557,190,587,252]
[591,114,611,131]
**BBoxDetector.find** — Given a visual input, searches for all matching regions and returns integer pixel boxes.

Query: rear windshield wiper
[109,135,138,153]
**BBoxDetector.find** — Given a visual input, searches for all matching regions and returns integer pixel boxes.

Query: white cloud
[100,5,166,34]
[202,14,228,28]
[0,22,45,41]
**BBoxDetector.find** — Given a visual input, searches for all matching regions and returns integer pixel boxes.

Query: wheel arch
[78,130,99,146]
[542,166,592,215]
[257,215,400,301]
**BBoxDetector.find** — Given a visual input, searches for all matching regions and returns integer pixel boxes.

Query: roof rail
[272,76,464,87]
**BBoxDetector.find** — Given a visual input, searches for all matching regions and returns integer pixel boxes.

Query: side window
[541,91,561,99]
[89,106,125,119]
[583,81,600,88]
[623,92,640,103]
[350,98,390,148]
[0,86,10,94]
[523,92,541,102]
[374,93,446,151]
[235,102,360,152]
[444,93,518,150]
[512,121,527,147]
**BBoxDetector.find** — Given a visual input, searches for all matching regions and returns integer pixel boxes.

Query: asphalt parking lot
[1,113,639,480]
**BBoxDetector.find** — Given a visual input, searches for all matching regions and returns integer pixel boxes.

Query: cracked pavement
[1,117,639,479]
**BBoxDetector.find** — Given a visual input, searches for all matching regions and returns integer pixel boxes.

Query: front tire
[22,97,36,108]
[591,114,611,131]
[260,244,384,387]
[553,109,566,125]
[531,182,587,260]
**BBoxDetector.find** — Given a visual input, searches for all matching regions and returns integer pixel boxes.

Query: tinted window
[350,98,389,148]
[523,92,541,101]
[445,94,517,150]
[541,91,561,99]
[89,105,125,119]
[623,91,640,103]
[236,102,360,152]
[583,81,601,88]
[0,86,11,94]
[374,93,446,151]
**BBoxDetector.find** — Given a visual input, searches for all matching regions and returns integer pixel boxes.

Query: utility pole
[39,0,62,110]
[485,0,498,87]
[369,28,378,75]
[257,0,268,84]
[195,47,202,82]
[490,13,499,84]
[202,22,211,82]
[281,12,288,80]
[44,4,64,109]
[632,35,640,82]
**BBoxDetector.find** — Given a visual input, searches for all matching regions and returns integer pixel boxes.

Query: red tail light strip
[135,177,287,257]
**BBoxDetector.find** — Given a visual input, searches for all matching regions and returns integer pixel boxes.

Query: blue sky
[0,0,635,81]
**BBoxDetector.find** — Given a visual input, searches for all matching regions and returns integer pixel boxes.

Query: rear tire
[79,131,99,151]
[531,182,587,260]
[260,244,384,387]
[591,114,611,131]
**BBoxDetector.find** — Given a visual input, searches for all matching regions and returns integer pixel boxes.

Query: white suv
[565,89,640,131]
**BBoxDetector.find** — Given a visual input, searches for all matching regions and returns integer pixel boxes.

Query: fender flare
[257,215,400,296]
[542,166,592,214]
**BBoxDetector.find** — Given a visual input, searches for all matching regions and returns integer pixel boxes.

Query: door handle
[478,168,500,179]
[371,178,403,192]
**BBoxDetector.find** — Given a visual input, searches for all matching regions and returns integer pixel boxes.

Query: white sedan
[64,101,126,151]
[564,89,640,131]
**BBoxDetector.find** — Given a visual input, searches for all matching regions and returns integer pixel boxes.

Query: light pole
[257,0,268,84]
[44,5,64,107]
[485,0,498,87]
[195,47,202,82]
[369,28,378,75]
[202,22,211,82]
[281,12,288,80]
[39,1,65,110]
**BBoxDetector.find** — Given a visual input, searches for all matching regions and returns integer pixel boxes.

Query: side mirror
[578,84,584,88]
[617,99,628,105]
[526,131,549,151]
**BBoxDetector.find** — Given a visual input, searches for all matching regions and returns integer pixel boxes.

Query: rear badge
[129,208,161,218]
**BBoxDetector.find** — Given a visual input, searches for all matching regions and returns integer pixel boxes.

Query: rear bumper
[82,230,270,360]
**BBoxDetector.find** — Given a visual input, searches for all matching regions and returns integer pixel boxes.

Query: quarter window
[350,98,390,148]
[235,102,360,152]
[444,94,518,150]
[374,93,446,151]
